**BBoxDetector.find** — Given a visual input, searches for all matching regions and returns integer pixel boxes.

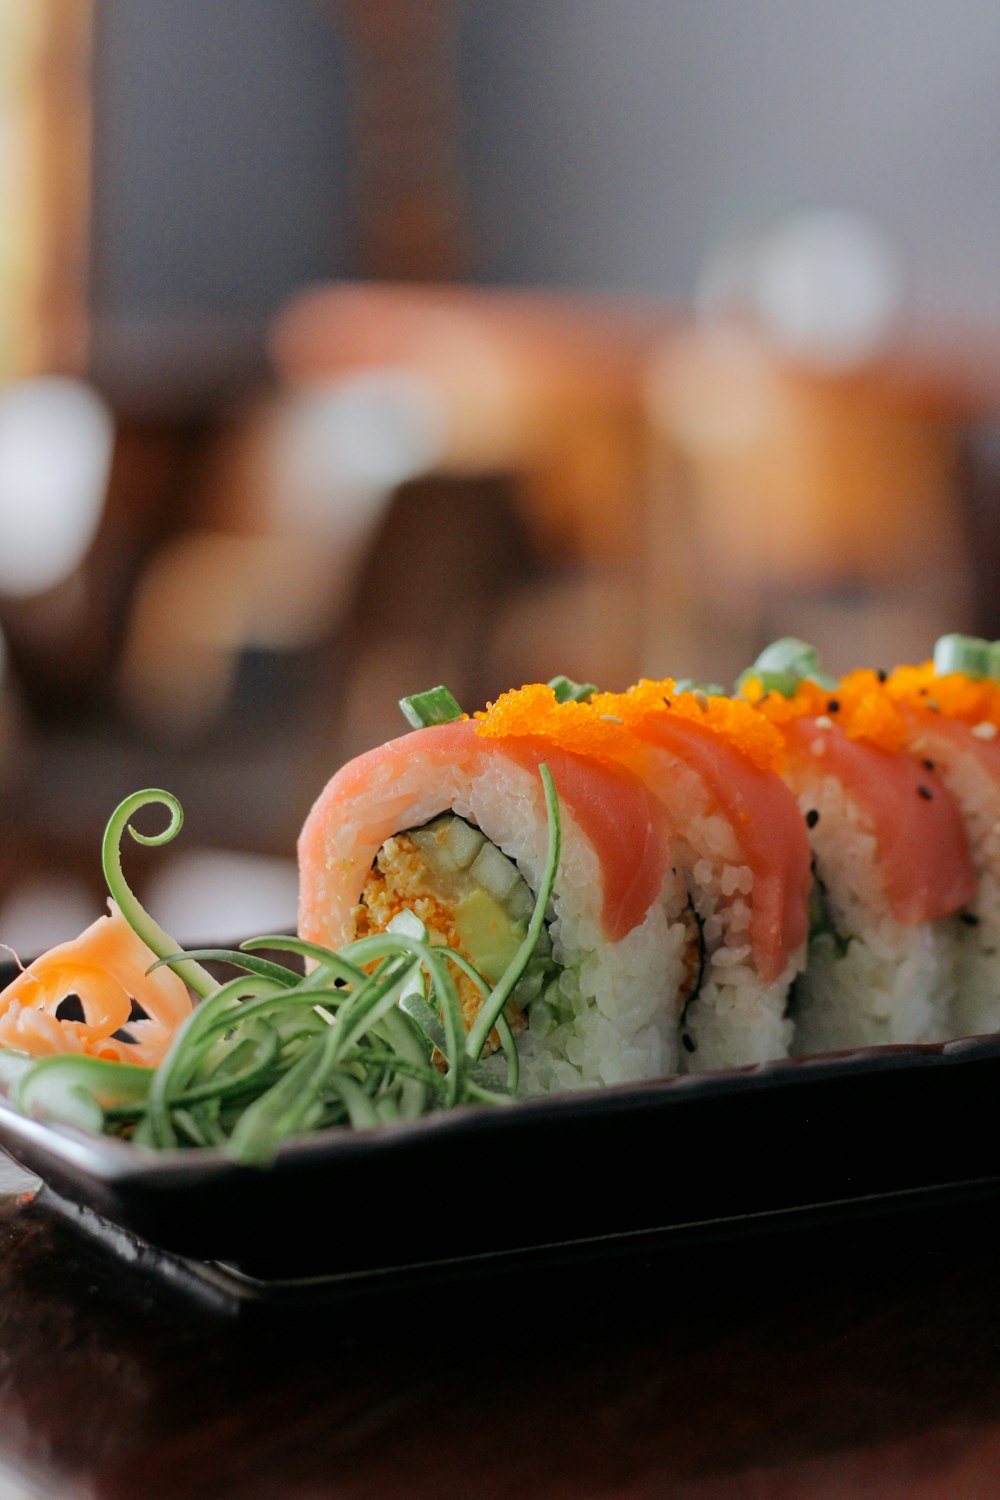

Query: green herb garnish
[12,768,562,1164]
[547,675,597,704]
[735,638,836,698]
[674,680,726,697]
[398,685,464,729]
[932,634,1000,682]
[806,862,850,958]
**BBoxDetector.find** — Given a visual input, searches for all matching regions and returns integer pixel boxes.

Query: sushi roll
[739,642,976,1055]
[583,680,812,1072]
[298,693,701,1094]
[847,635,1000,1038]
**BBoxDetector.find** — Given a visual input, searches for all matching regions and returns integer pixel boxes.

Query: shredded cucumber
[8,766,562,1164]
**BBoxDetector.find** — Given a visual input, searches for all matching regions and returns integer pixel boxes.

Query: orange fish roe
[879,661,1000,730]
[590,680,786,773]
[474,682,628,761]
[742,672,910,754]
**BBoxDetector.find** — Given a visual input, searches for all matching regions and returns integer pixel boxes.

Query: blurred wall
[88,1,1000,328]
[89,0,350,366]
[462,0,1000,323]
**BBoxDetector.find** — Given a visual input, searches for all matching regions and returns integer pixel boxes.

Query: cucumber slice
[409,815,486,874]
[444,817,486,869]
[408,825,460,874]
[469,841,521,903]
[505,882,534,923]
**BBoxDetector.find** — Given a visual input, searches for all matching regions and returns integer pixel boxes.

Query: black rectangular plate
[3,1002,1000,1280]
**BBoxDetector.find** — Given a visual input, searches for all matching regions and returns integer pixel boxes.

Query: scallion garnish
[735,638,836,698]
[548,675,597,704]
[674,679,726,697]
[932,634,1000,682]
[398,685,464,729]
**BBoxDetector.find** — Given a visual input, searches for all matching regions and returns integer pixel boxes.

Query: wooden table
[2,1156,1000,1498]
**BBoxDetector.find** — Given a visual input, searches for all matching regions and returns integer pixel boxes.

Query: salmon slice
[899,706,1000,788]
[617,712,811,985]
[781,717,976,925]
[297,717,672,951]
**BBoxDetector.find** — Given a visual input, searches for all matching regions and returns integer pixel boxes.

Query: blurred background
[1,0,1000,947]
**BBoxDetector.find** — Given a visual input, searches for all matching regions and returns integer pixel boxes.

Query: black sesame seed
[662,698,672,709]
[805,809,820,829]
[917,784,933,800]
[922,758,936,772]
[960,911,981,926]
[681,1033,696,1054]
[877,669,888,683]
[827,699,840,713]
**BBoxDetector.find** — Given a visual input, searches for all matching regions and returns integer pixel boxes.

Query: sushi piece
[298,699,700,1094]
[846,634,1000,1038]
[740,642,976,1055]
[581,680,812,1072]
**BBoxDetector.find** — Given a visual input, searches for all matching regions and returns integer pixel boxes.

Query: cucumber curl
[101,789,218,999]
[13,769,563,1162]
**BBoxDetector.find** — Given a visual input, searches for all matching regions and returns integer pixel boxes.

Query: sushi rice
[449,754,693,1093]
[786,767,956,1054]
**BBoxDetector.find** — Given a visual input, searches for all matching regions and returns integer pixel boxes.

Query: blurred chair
[119,282,676,771]
[271,281,669,564]
[642,323,978,684]
[272,282,676,747]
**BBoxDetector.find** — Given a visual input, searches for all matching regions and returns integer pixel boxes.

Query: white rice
[907,728,1000,1038]
[454,757,692,1093]
[624,746,803,1075]
[786,768,956,1055]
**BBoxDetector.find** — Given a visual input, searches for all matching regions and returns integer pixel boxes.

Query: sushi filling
[353,814,558,1040]
[805,860,850,959]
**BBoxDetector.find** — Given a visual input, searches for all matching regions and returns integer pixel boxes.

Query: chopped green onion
[547,675,597,704]
[735,638,836,697]
[932,633,1000,682]
[673,679,726,697]
[399,685,463,729]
